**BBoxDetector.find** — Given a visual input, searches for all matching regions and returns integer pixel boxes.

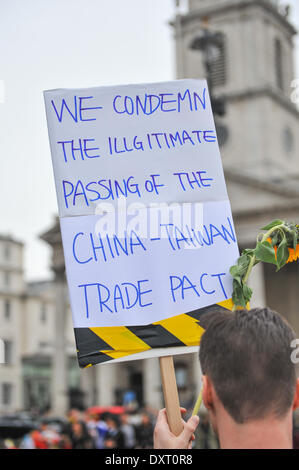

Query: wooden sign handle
[159,355,184,436]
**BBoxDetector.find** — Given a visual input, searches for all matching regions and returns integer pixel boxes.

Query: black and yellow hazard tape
[74,299,233,368]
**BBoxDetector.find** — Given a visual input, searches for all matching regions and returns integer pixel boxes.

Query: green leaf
[238,253,251,271]
[232,280,247,308]
[261,219,284,231]
[229,265,242,284]
[230,254,250,280]
[254,241,277,265]
[231,280,253,308]
[242,284,253,304]
[276,238,289,271]
[270,233,279,247]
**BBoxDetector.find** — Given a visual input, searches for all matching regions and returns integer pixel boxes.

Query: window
[175,364,188,388]
[4,244,10,261]
[210,34,227,88]
[4,340,13,364]
[2,383,13,406]
[40,304,47,323]
[275,38,284,91]
[282,127,294,155]
[0,339,4,364]
[4,300,11,320]
[4,272,10,287]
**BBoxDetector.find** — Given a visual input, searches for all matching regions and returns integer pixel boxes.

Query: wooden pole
[159,356,184,436]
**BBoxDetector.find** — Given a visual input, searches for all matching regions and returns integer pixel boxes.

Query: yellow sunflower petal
[267,238,299,264]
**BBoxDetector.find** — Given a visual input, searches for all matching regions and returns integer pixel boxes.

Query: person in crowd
[57,433,72,449]
[103,414,125,449]
[40,421,61,448]
[19,430,38,449]
[23,429,48,449]
[85,413,99,448]
[69,421,92,449]
[195,410,218,449]
[95,412,109,449]
[154,308,299,449]
[136,412,154,448]
[65,408,92,448]
[120,413,136,449]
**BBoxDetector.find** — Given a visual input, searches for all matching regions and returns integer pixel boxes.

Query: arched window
[210,34,227,88]
[275,38,284,91]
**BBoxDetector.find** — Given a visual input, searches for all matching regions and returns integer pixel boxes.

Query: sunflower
[231,221,299,309]
[267,238,299,264]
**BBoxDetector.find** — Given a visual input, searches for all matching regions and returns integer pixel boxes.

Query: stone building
[21,280,81,412]
[0,235,82,413]
[0,236,24,412]
[173,0,299,331]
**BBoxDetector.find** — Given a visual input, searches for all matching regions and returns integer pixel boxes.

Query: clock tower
[172,0,299,336]
[173,0,299,181]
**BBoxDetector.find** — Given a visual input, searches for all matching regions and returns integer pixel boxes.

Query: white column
[52,279,68,415]
[95,363,118,406]
[80,366,96,407]
[248,261,267,308]
[143,358,162,409]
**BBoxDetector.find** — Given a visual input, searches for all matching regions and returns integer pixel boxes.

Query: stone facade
[173,0,299,334]
[175,0,299,177]
[0,235,82,413]
[0,236,24,412]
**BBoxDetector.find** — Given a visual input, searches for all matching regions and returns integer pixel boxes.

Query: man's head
[199,307,299,427]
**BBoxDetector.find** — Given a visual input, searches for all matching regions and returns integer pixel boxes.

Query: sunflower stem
[243,254,256,285]
[192,385,203,416]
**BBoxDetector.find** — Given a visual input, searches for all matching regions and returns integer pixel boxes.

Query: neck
[216,410,293,449]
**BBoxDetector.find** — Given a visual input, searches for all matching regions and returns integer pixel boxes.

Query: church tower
[173,0,299,182]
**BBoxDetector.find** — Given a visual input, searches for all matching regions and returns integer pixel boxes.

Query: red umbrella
[87,406,126,415]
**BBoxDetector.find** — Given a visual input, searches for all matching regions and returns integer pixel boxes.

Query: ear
[202,375,214,411]
[293,378,299,411]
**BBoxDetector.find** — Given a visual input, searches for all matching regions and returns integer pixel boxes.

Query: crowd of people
[3,408,156,450]
[1,406,299,449]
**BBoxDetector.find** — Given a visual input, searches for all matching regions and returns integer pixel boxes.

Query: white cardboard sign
[61,200,237,328]
[44,80,228,217]
[44,80,238,366]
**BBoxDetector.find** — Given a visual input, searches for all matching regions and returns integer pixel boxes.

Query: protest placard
[44,79,239,368]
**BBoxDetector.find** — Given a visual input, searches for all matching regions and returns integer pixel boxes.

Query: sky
[0,0,298,282]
